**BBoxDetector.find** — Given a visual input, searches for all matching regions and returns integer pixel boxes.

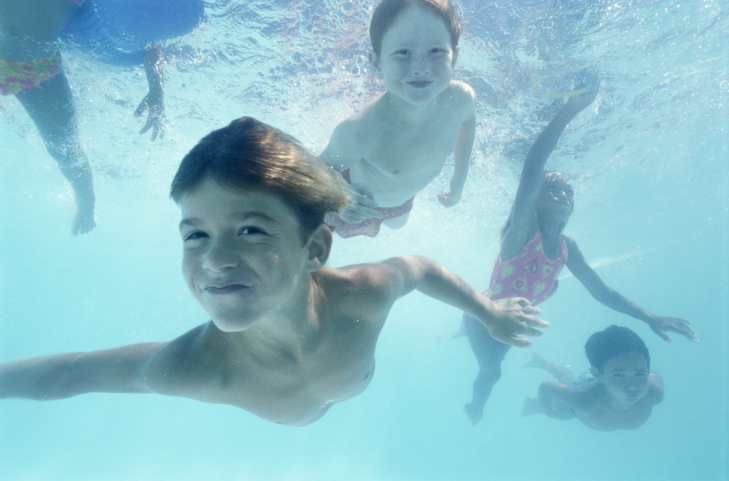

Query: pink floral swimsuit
[484,230,568,305]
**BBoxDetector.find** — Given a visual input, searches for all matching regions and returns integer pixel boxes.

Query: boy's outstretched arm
[0,342,164,400]
[380,256,548,347]
[564,237,697,342]
[438,96,476,208]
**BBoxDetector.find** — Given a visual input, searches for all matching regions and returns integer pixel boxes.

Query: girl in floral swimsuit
[462,79,697,426]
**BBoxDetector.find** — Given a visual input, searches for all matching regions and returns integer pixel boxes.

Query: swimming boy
[522,325,663,431]
[0,118,546,427]
[319,0,476,238]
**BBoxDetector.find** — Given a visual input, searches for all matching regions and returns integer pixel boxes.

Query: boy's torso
[572,383,654,431]
[151,265,393,426]
[347,81,473,207]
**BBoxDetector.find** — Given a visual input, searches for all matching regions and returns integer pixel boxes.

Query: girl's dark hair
[170,117,348,239]
[585,325,651,373]
[370,0,462,55]
[500,171,572,239]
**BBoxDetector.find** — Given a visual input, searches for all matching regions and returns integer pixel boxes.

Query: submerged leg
[462,314,511,426]
[16,69,95,235]
[522,351,575,384]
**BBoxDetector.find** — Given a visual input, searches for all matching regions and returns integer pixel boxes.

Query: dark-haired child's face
[178,178,313,332]
[536,180,574,223]
[373,5,456,106]
[596,351,650,406]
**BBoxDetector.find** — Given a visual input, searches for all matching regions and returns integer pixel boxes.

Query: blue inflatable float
[61,0,204,67]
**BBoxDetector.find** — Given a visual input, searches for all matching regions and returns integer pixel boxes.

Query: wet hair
[370,0,462,56]
[500,171,573,239]
[170,117,349,239]
[584,325,651,373]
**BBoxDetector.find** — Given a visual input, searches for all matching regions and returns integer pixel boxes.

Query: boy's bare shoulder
[315,263,402,321]
[329,103,384,155]
[648,372,664,405]
[442,80,476,114]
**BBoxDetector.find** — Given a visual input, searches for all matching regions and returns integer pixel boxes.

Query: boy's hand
[135,91,166,141]
[339,183,383,224]
[437,189,462,208]
[480,297,547,348]
[648,315,698,343]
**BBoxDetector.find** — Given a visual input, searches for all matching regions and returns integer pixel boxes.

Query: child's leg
[463,314,511,426]
[16,69,95,235]
[522,351,575,384]
[382,211,409,229]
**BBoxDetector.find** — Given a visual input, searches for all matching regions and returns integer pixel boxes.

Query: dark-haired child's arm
[376,256,548,347]
[564,237,697,342]
[537,381,580,420]
[501,85,599,260]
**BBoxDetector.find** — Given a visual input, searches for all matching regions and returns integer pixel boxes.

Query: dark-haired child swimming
[522,326,663,431]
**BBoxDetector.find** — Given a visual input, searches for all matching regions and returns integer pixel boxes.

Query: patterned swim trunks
[0,50,63,96]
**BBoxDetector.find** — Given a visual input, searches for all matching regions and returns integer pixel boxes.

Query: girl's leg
[16,69,95,235]
[463,313,512,425]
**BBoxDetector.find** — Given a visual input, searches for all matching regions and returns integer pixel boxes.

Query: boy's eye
[393,49,411,57]
[240,226,267,236]
[184,231,208,242]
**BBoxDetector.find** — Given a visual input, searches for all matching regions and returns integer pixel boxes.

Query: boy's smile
[372,5,456,107]
[179,178,313,332]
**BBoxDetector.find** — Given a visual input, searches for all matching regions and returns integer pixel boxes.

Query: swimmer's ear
[305,224,332,272]
[452,46,459,67]
[369,50,384,79]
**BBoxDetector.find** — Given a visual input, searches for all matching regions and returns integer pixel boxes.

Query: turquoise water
[1,0,727,480]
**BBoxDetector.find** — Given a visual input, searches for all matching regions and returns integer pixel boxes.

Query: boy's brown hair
[170,117,348,238]
[370,0,462,55]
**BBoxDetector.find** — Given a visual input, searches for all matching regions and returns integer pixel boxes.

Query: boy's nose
[410,54,430,73]
[203,239,241,271]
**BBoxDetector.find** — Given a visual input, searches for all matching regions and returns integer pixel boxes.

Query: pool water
[0,0,727,480]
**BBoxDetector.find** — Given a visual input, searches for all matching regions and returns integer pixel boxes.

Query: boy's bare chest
[584,402,653,431]
[366,115,463,175]
[222,328,379,425]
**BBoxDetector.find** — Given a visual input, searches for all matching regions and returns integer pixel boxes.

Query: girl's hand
[649,315,698,343]
[563,79,599,114]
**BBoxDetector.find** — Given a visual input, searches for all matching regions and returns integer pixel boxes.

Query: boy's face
[178,178,314,332]
[371,5,456,106]
[595,351,650,406]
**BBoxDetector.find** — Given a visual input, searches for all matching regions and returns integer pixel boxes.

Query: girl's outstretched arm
[500,85,599,260]
[564,237,697,342]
